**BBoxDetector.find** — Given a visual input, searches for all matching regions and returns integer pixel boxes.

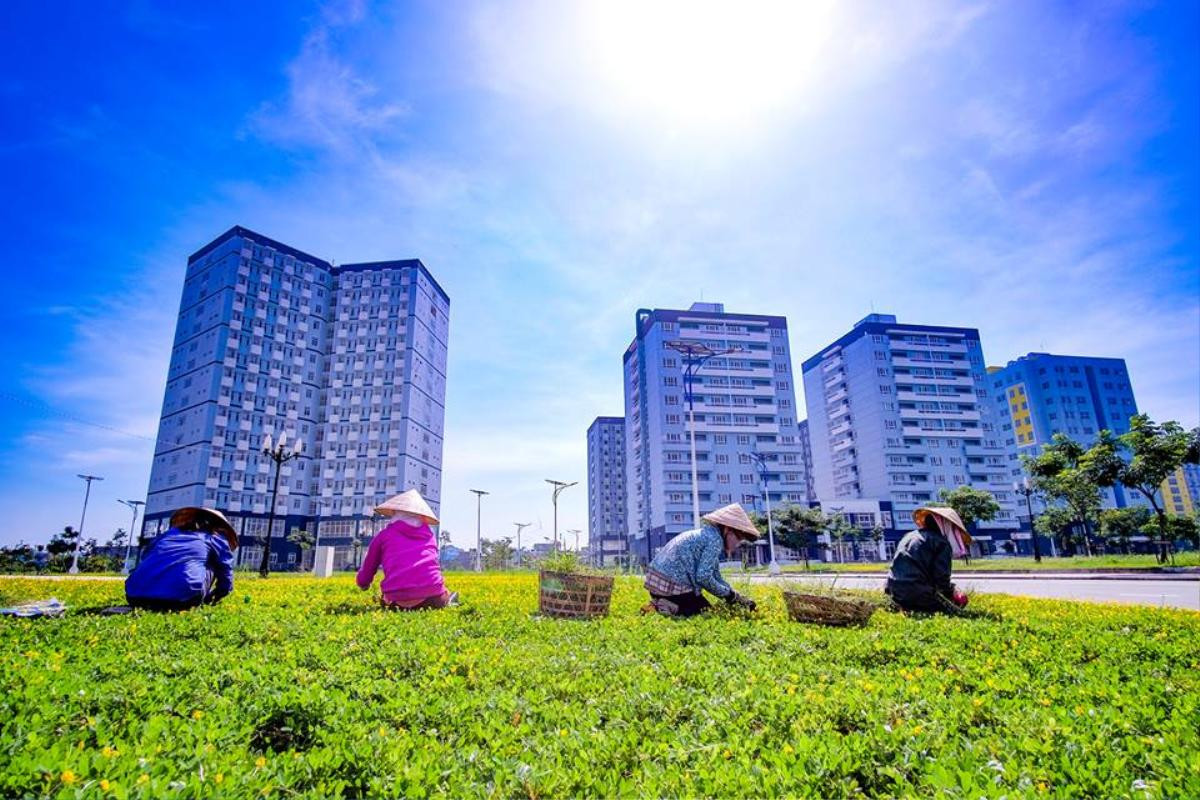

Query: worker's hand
[727,591,757,612]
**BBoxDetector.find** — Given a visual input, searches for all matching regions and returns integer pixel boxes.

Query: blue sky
[1,0,1197,549]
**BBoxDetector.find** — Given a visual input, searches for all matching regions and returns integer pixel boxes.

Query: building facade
[1162,464,1200,517]
[623,302,808,564]
[987,353,1140,510]
[586,416,629,566]
[801,314,1018,549]
[143,226,449,571]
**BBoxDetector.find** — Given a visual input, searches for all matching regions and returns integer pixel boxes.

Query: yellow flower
[99,779,110,791]
[101,745,118,758]
[972,698,984,708]
[722,748,732,759]
[192,710,204,720]
[60,771,76,785]
[215,773,224,784]
[137,774,149,784]
[912,725,923,734]
[782,744,795,755]
[1039,698,1052,707]
[255,756,267,768]
[1037,781,1048,792]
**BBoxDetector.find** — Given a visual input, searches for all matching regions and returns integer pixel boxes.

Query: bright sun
[579,0,837,130]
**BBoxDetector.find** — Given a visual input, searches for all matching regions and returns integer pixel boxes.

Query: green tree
[1034,506,1075,555]
[868,522,885,561]
[1024,435,1106,556]
[46,526,79,557]
[760,504,825,569]
[288,527,316,570]
[482,537,515,570]
[936,486,1000,532]
[1098,507,1152,555]
[1084,416,1200,563]
[825,513,856,563]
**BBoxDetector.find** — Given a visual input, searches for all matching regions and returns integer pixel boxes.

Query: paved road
[750,573,1199,610]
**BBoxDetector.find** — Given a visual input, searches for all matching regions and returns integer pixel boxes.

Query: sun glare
[580,0,836,130]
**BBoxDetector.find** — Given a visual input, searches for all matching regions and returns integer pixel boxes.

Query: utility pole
[545,479,577,548]
[260,431,302,577]
[1014,478,1042,563]
[665,341,742,526]
[749,452,780,575]
[117,499,145,574]
[513,522,531,567]
[470,489,488,571]
[70,474,104,574]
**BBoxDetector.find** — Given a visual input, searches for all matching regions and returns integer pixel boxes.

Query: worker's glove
[727,591,757,612]
[951,589,969,608]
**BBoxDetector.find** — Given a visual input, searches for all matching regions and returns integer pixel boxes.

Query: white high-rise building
[143,226,449,570]
[801,314,1018,546]
[623,302,808,564]
[586,416,628,567]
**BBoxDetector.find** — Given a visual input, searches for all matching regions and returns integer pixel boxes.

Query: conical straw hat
[913,506,971,543]
[374,489,439,524]
[169,506,239,549]
[702,503,760,540]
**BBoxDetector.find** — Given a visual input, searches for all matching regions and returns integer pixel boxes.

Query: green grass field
[2,574,1197,798]
[780,552,1200,573]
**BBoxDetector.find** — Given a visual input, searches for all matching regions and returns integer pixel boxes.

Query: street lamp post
[749,452,780,575]
[513,522,531,567]
[665,340,742,527]
[567,528,581,554]
[70,474,104,574]
[470,489,488,572]
[545,479,577,548]
[1014,478,1042,563]
[117,499,145,574]
[259,431,302,578]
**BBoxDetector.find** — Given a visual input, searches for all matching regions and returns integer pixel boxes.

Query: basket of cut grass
[537,551,614,620]
[782,590,876,627]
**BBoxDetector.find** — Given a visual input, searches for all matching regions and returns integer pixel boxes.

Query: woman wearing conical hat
[125,507,238,611]
[643,503,760,617]
[885,506,971,613]
[357,489,456,610]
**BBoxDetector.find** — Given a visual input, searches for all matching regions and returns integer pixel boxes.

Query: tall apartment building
[987,353,1139,508]
[586,416,628,566]
[801,314,1018,545]
[623,302,808,563]
[1162,464,1200,517]
[797,418,816,503]
[143,226,449,570]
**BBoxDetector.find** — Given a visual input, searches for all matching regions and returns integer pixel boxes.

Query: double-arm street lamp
[664,340,742,527]
[470,489,488,571]
[513,522,531,567]
[749,452,780,575]
[1013,477,1042,563]
[260,431,302,577]
[117,498,145,574]
[70,474,104,575]
[545,479,576,548]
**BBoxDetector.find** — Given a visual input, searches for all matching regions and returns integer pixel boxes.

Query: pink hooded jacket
[356,517,446,603]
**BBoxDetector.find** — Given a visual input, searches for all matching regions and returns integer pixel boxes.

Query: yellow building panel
[1006,382,1035,447]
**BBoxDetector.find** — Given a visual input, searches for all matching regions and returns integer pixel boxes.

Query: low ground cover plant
[1,574,1196,798]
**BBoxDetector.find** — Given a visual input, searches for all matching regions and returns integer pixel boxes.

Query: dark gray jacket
[886,528,954,607]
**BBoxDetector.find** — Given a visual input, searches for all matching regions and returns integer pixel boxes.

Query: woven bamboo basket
[783,591,875,627]
[538,570,614,620]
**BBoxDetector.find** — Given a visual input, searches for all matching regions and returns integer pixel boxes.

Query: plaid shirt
[644,567,693,597]
[643,525,734,599]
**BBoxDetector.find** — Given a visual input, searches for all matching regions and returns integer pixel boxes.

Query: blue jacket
[647,524,734,599]
[125,528,235,604]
